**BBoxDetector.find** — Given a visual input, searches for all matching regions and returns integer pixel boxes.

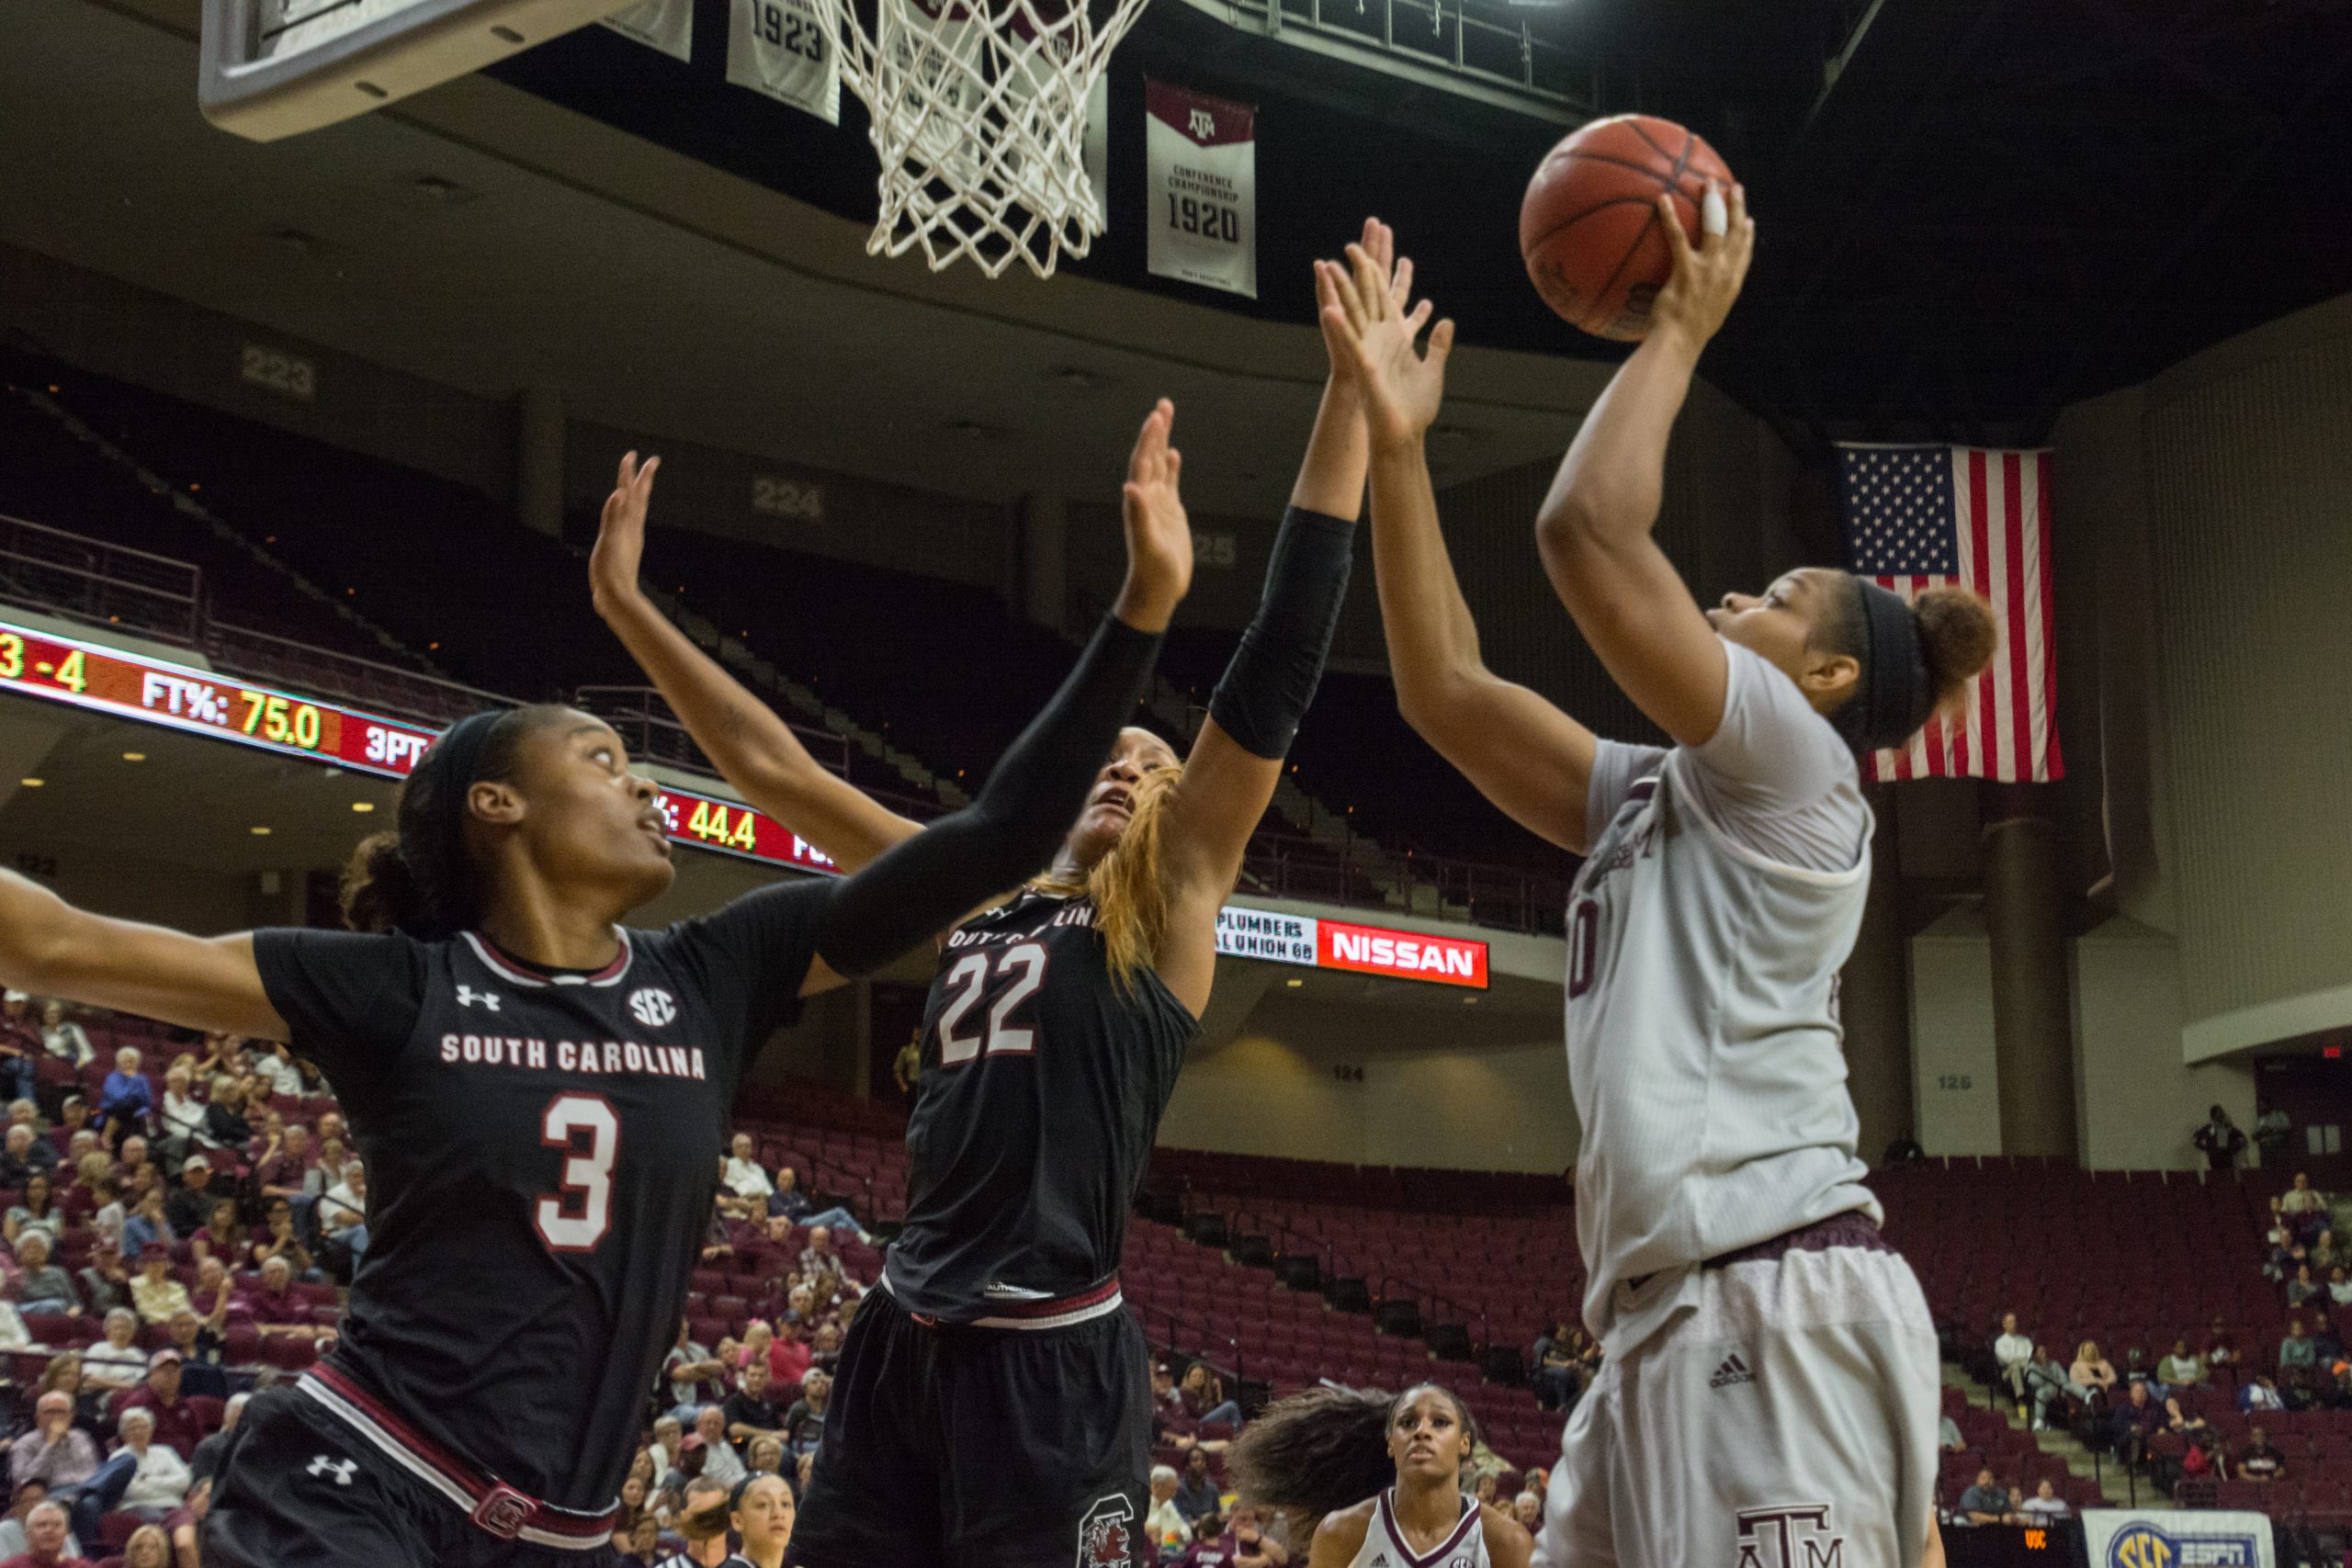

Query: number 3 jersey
[252,881,830,1511]
[885,888,1198,1323]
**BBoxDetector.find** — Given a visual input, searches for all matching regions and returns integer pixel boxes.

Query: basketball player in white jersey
[1227,1385,1530,1568]
[1319,187,1995,1568]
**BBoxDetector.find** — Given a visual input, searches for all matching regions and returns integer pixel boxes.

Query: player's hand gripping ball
[1521,114,1735,341]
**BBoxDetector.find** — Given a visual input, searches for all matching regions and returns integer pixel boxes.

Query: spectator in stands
[119,1351,201,1461]
[2193,1105,2245,1171]
[1226,1504,1285,1568]
[72,1239,127,1319]
[7,1106,56,1173]
[188,1200,243,1269]
[2235,1427,2285,1481]
[766,1314,812,1393]
[765,1165,812,1224]
[2280,1317,2319,1391]
[809,1320,842,1375]
[254,1125,317,1204]
[1180,1362,1244,1430]
[691,1408,744,1491]
[2289,1262,2323,1310]
[0,1486,74,1567]
[1145,1464,1193,1553]
[119,1523,168,1568]
[187,1393,243,1489]
[1529,1319,1585,1411]
[186,1257,236,1327]
[892,1031,921,1100]
[2239,1372,2286,1414]
[2,1175,56,1249]
[797,1226,858,1299]
[37,1003,91,1071]
[94,1049,149,1142]
[160,1158,211,1239]
[8,1393,96,1497]
[13,1234,75,1314]
[2070,1339,2118,1408]
[2156,1337,2207,1396]
[2023,1343,2077,1431]
[2331,1267,2352,1307]
[722,1360,786,1459]
[31,1358,100,1441]
[0,1128,43,1194]
[162,1311,227,1401]
[742,1436,785,1480]
[248,1196,320,1282]
[2281,1172,2328,1240]
[0,1498,85,1568]
[723,1134,774,1206]
[196,1077,249,1163]
[1956,1468,2009,1526]
[246,1254,327,1344]
[318,1157,368,1270]
[780,1370,829,1458]
[153,1062,201,1168]
[108,1406,190,1520]
[2019,1479,2069,1521]
[2110,1382,2163,1469]
[2204,1316,2238,1370]
[129,1246,186,1327]
[2315,1228,2341,1273]
[248,1041,301,1100]
[1937,1414,1963,1452]
[1994,1313,2034,1407]
[79,1311,143,1393]
[0,995,40,1105]
[665,1321,728,1421]
[1174,1448,1219,1524]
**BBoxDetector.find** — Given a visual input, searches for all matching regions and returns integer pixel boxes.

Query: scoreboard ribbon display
[1,617,1485,986]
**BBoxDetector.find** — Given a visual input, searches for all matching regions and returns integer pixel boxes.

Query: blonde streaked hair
[1031,762,1183,990]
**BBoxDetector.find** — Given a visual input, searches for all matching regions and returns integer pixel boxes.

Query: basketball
[1520,114,1735,341]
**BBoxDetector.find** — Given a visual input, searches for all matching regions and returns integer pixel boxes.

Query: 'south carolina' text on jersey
[437,1034,710,1079]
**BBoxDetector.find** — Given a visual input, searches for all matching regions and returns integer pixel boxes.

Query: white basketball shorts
[1533,1224,1940,1568]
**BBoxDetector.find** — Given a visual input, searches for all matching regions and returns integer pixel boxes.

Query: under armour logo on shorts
[307,1455,358,1486]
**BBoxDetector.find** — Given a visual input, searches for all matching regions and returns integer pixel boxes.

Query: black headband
[1853,580,1936,752]
[410,710,510,918]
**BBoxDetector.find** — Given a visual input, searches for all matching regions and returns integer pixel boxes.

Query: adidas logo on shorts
[1709,1353,1757,1389]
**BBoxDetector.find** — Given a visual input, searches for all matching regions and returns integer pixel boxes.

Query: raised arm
[1149,220,1398,1014]
[0,872,288,1042]
[1322,241,1598,852]
[1531,183,1754,748]
[589,454,920,874]
[797,404,1192,989]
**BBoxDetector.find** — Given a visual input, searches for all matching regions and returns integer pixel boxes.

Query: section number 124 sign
[1145,80,1258,299]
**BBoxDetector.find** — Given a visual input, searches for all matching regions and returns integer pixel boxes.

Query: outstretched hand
[1114,399,1192,634]
[1317,237,1453,451]
[1648,181,1754,351]
[1319,218,1411,396]
[589,451,661,617]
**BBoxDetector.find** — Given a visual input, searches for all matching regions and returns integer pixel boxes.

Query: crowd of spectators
[1954,1167,2346,1521]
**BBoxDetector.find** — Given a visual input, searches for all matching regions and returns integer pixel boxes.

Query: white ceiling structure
[1,0,1613,519]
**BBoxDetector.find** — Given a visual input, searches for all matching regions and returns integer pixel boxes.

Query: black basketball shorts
[789,1286,1153,1568]
[204,1386,621,1568]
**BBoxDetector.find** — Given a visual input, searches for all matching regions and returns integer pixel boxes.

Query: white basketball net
[817,0,1148,278]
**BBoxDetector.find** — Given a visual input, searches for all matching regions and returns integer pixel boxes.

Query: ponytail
[335,705,562,938]
[1227,1383,1478,1526]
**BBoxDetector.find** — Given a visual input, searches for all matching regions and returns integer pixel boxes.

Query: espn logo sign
[1318,920,1487,989]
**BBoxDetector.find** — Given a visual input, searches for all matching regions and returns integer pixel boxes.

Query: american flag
[1836,444,2063,784]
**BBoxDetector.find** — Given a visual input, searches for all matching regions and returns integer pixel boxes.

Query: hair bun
[1911,587,1998,716]
[339,831,420,933]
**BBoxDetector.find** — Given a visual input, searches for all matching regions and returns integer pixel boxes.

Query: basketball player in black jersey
[0,408,1193,1568]
[590,224,1411,1567]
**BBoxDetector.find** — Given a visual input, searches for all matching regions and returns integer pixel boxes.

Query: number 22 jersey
[252,881,829,1511]
[885,888,1198,1322]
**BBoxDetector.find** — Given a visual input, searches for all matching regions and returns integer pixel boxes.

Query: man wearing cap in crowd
[117,1349,204,1461]
[163,1156,213,1237]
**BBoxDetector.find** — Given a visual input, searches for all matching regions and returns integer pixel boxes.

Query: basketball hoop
[815,0,1146,278]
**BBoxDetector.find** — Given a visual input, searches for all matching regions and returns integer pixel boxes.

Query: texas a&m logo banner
[1145,79,1257,299]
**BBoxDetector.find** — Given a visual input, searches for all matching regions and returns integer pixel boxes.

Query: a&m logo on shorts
[1733,1505,1844,1568]
[2105,1522,2258,1567]
[1077,1494,1135,1567]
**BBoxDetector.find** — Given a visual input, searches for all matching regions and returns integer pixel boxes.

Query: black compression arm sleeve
[1207,506,1355,760]
[812,614,1163,976]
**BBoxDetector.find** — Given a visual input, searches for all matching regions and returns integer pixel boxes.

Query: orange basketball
[1520,115,1735,342]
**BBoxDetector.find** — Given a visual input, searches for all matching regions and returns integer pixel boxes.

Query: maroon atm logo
[1733,1505,1845,1568]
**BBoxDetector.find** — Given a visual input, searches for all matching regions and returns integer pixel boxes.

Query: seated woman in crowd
[195,1077,250,1168]
[187,1199,243,1269]
[121,1521,173,1568]
[3,1174,59,1248]
[121,1187,173,1257]
[82,1308,147,1392]
[112,1404,193,1520]
[38,1001,93,1069]
[95,1046,152,1143]
[130,1243,189,1325]
[155,1058,205,1165]
[187,1255,245,1327]
[13,1232,78,1314]
[1179,1360,1244,1429]
[246,1196,322,1282]
[2071,1339,2119,1409]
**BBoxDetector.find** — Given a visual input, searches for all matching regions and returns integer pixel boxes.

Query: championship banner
[2082,1510,2272,1568]
[1145,80,1257,299]
[600,0,693,61]
[727,0,841,124]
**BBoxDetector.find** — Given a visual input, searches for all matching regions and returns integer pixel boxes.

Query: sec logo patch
[628,987,678,1029]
